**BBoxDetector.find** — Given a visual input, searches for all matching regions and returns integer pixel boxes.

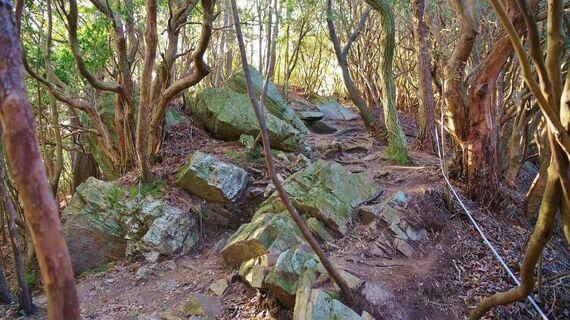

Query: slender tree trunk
[0,261,13,304]
[0,146,33,314]
[136,0,158,182]
[0,3,80,318]
[364,0,409,163]
[326,0,380,133]
[413,0,436,153]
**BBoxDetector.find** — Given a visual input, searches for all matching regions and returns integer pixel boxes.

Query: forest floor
[7,93,569,319]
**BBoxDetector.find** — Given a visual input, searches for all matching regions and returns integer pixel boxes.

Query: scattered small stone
[361,282,392,306]
[183,292,222,319]
[208,278,229,296]
[393,238,417,257]
[164,260,177,270]
[136,266,154,282]
[144,251,161,263]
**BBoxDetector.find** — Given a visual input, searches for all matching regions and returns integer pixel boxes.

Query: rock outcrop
[226,66,307,133]
[176,151,248,203]
[62,177,197,274]
[221,160,379,265]
[221,160,380,314]
[192,88,305,151]
[315,100,358,121]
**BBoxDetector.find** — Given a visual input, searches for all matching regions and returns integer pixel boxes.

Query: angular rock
[221,161,379,265]
[239,134,255,149]
[165,107,189,129]
[393,238,417,257]
[306,218,334,242]
[136,266,155,282]
[63,178,198,274]
[221,212,305,264]
[239,253,279,288]
[308,120,338,134]
[62,178,130,274]
[299,111,324,122]
[209,279,228,296]
[264,247,323,307]
[316,100,358,121]
[176,151,248,203]
[361,282,392,306]
[293,286,364,320]
[138,202,198,256]
[226,66,308,133]
[183,293,222,319]
[192,88,305,151]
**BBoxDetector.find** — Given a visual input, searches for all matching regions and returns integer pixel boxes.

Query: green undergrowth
[129,178,166,198]
[225,149,264,164]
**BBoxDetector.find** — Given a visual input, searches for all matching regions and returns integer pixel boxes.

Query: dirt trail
[23,100,569,320]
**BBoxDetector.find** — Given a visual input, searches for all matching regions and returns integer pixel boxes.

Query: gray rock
[393,238,417,257]
[176,151,248,203]
[136,266,154,282]
[62,178,130,274]
[183,293,222,319]
[138,202,198,256]
[209,278,229,296]
[299,111,324,122]
[165,260,177,270]
[165,107,189,129]
[316,101,358,121]
[221,160,380,264]
[361,282,392,306]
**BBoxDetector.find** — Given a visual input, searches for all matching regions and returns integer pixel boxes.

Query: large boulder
[226,66,308,133]
[316,100,358,121]
[62,178,197,274]
[176,151,248,203]
[192,88,305,151]
[221,161,379,266]
[62,178,127,274]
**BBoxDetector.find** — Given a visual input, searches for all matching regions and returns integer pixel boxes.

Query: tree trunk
[364,0,409,163]
[136,0,158,182]
[0,146,33,314]
[413,0,436,153]
[0,3,80,318]
[464,0,531,200]
[326,0,380,133]
[0,261,13,304]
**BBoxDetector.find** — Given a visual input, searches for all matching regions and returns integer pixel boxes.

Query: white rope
[434,113,548,320]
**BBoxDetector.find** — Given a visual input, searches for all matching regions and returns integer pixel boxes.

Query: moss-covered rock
[192,88,304,151]
[63,178,198,274]
[176,151,248,203]
[62,178,128,273]
[293,286,365,320]
[221,212,305,264]
[226,66,307,133]
[264,247,323,307]
[221,160,379,266]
